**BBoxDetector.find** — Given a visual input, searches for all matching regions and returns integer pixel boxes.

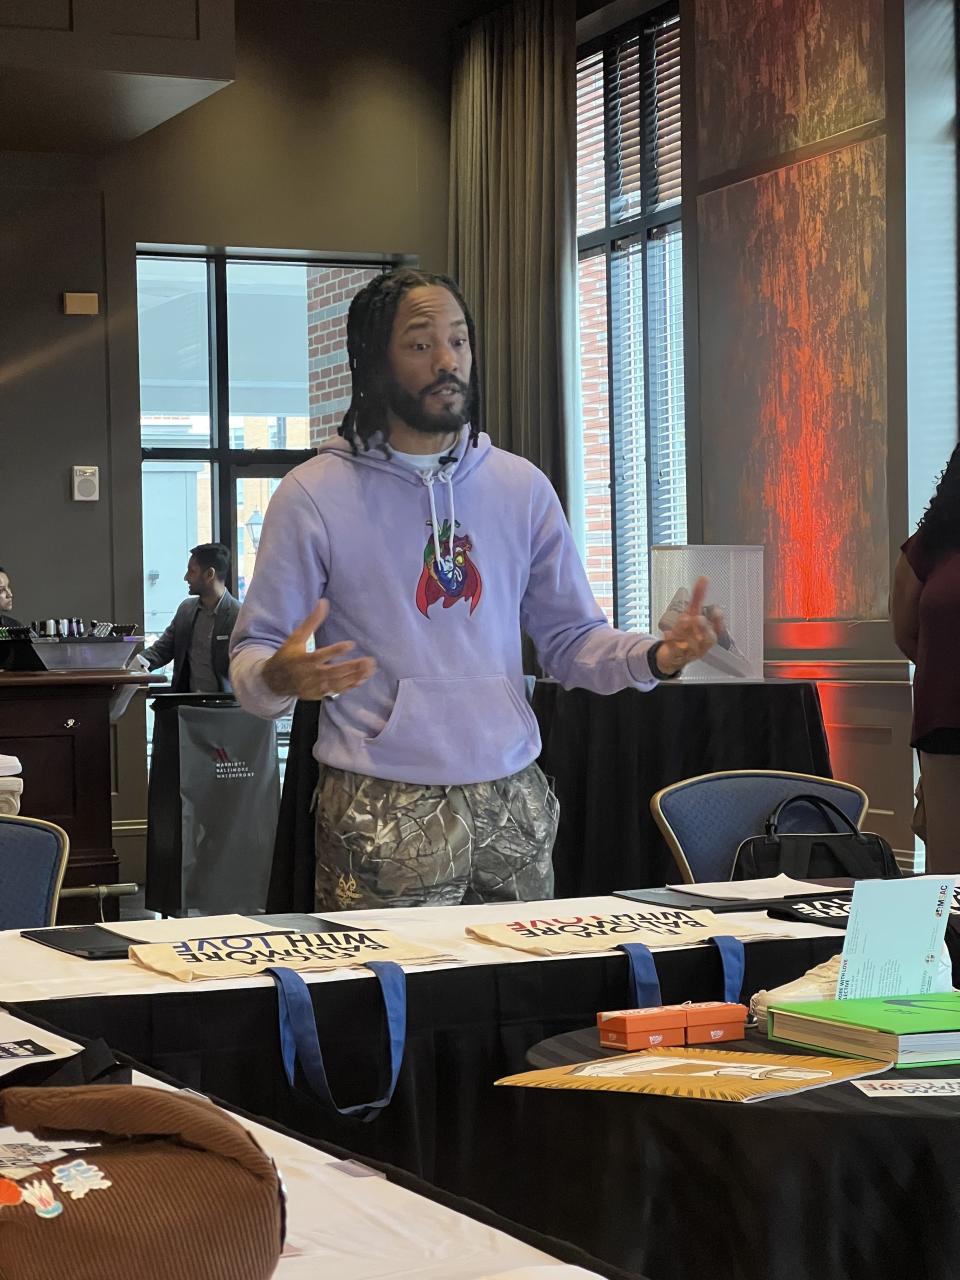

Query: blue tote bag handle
[710,935,745,1003]
[266,961,406,1123]
[618,943,663,1006]
[618,935,745,1007]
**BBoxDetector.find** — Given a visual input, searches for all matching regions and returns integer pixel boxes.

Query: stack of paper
[667,874,831,901]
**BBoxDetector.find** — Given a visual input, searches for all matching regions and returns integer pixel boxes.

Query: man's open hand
[262,600,376,699]
[657,576,717,674]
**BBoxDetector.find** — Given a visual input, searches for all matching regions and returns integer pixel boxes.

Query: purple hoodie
[229,428,660,785]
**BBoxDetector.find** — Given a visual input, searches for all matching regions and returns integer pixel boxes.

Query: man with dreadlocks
[230,268,717,909]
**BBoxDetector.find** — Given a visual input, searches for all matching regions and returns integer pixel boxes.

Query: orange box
[597,1007,686,1051]
[681,1001,748,1045]
[597,1002,749,1051]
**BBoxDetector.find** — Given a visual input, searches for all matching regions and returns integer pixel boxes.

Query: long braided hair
[917,443,960,556]
[339,268,482,454]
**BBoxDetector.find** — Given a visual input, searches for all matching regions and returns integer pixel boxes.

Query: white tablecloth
[0,1010,600,1279]
[0,897,840,1003]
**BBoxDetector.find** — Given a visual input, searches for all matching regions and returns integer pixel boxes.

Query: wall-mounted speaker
[72,465,100,502]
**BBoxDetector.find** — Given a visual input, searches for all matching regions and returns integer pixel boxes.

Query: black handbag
[731,794,902,882]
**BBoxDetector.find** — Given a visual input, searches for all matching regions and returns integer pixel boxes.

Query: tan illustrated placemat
[496,1046,891,1103]
[129,929,456,983]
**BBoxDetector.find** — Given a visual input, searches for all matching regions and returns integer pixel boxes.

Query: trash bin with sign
[146,693,281,916]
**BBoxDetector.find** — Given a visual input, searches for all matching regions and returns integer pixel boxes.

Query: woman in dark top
[0,567,22,629]
[892,444,960,873]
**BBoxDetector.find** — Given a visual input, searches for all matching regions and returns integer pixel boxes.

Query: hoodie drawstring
[442,472,455,572]
[422,468,456,576]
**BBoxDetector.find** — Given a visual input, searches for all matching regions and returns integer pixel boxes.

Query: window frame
[137,248,409,592]
[576,2,683,631]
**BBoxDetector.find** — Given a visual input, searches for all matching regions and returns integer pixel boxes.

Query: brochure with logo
[496,1046,889,1103]
[836,876,956,1000]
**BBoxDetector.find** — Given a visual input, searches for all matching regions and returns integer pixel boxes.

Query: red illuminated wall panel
[698,135,888,619]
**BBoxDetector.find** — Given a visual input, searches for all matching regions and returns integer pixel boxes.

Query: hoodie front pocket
[363,675,539,774]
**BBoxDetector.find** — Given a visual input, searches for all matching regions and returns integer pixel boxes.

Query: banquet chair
[650,770,869,884]
[0,814,70,928]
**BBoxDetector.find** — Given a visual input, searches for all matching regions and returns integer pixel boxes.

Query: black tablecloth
[268,679,831,910]
[5,1005,643,1280]
[534,679,831,896]
[268,696,321,912]
[506,1027,960,1280]
[16,935,843,1203]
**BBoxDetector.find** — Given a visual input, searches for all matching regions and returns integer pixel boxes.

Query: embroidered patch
[52,1160,112,1200]
[21,1180,62,1218]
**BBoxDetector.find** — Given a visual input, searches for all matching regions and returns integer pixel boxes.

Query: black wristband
[647,640,681,681]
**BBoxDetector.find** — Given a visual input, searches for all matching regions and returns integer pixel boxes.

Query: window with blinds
[575,5,684,632]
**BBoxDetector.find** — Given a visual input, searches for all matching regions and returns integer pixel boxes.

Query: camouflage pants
[314,762,559,910]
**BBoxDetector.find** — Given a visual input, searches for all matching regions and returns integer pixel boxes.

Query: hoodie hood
[315,426,492,486]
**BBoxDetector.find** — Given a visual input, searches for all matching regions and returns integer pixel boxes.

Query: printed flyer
[837,877,957,999]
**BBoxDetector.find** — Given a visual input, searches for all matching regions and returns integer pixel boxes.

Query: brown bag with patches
[0,1084,283,1280]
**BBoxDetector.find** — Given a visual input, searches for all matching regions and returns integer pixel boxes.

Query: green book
[768,994,960,1067]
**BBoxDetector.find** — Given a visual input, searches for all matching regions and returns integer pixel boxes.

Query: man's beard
[386,373,472,437]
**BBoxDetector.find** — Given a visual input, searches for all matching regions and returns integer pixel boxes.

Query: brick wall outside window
[578,254,614,620]
[577,50,614,622]
[306,267,381,447]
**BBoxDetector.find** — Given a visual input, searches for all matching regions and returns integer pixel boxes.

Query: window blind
[610,235,649,632]
[607,32,644,224]
[575,3,684,632]
[645,15,681,210]
[576,51,605,236]
[646,222,687,548]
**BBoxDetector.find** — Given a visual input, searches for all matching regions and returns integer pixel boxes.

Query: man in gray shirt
[140,544,240,693]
